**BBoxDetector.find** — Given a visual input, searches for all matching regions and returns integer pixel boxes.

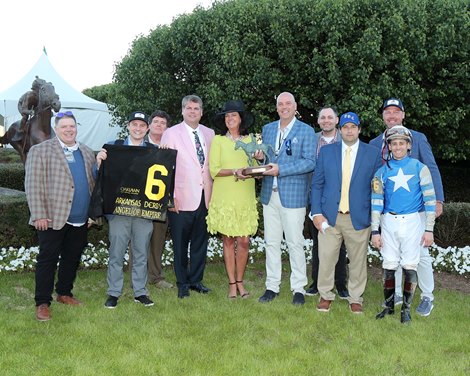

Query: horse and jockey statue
[0,76,61,163]
[234,133,274,166]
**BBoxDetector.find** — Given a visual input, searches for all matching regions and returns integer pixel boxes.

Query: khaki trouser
[317,213,370,305]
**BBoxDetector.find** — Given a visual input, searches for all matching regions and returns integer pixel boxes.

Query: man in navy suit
[370,98,444,317]
[311,112,381,313]
[306,107,349,299]
[258,92,317,306]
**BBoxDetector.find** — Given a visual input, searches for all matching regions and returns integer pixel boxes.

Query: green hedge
[0,148,22,163]
[0,193,468,249]
[0,194,109,248]
[2,144,470,204]
[0,195,37,248]
[439,164,470,203]
[434,202,470,248]
[0,163,25,191]
[112,0,470,162]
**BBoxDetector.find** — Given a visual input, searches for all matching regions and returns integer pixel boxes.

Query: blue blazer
[310,141,382,230]
[260,119,317,208]
[370,129,444,202]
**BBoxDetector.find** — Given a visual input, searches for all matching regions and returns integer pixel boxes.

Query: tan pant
[317,213,370,304]
[147,219,169,283]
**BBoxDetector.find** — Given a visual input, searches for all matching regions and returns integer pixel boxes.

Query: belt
[338,211,350,214]
[272,187,278,192]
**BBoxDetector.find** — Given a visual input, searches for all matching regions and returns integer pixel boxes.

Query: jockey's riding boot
[376,268,395,319]
[401,268,418,324]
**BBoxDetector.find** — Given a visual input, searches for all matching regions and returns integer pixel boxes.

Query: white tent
[0,52,119,150]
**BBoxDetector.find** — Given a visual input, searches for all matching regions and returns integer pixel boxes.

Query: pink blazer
[161,122,214,211]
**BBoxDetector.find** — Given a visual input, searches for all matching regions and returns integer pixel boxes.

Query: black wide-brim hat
[213,100,254,130]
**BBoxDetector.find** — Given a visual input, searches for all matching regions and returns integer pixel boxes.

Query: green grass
[0,263,468,375]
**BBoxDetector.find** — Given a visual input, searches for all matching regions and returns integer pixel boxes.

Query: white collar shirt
[273,117,296,188]
[57,137,79,152]
[341,140,359,178]
[185,122,206,156]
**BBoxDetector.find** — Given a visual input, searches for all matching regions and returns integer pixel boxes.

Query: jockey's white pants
[392,212,434,300]
[381,212,422,271]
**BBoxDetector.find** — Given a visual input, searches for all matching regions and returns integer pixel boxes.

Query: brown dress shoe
[57,295,82,306]
[36,304,51,321]
[316,297,333,312]
[350,303,363,314]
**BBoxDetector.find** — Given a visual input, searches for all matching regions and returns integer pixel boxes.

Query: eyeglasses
[56,111,74,118]
[275,138,292,156]
[389,128,409,135]
[386,127,411,138]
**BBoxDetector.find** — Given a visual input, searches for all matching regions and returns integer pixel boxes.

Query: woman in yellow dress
[206,100,258,298]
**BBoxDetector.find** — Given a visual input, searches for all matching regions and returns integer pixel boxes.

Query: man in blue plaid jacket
[258,92,317,306]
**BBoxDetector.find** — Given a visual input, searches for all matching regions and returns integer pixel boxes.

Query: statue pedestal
[242,165,272,177]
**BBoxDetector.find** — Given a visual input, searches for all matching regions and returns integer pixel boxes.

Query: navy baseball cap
[128,111,149,125]
[382,98,405,112]
[339,112,360,127]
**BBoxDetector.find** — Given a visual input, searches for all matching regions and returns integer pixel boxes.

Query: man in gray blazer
[25,111,96,321]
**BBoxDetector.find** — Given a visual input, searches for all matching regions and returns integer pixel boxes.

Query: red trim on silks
[384,279,395,288]
[404,281,417,293]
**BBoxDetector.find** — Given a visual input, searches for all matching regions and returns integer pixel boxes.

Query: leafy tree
[109,0,469,161]
[82,83,115,105]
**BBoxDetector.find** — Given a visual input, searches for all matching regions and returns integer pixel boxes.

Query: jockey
[12,76,46,142]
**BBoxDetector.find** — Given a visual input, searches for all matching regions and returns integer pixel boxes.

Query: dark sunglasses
[56,111,74,118]
[285,139,292,156]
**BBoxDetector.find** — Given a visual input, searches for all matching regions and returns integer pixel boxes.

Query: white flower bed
[1,237,469,276]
